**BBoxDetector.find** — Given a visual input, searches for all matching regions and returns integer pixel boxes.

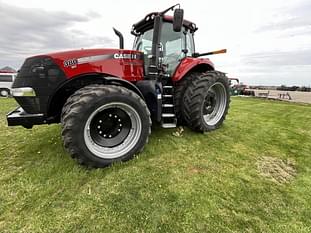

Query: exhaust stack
[113,28,124,49]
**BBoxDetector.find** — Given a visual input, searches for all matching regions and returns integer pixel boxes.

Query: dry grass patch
[257,156,296,184]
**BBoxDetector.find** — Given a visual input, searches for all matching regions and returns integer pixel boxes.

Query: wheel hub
[89,108,131,148]
[203,91,216,115]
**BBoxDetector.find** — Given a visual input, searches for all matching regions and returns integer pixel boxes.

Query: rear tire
[61,84,151,168]
[183,71,230,132]
[174,72,201,124]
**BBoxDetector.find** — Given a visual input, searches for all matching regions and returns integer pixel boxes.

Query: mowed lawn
[0,97,311,233]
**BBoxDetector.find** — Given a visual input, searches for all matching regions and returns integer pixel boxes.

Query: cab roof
[131,12,198,35]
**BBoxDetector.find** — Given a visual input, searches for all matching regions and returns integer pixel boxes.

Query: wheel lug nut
[119,124,122,127]
[99,120,102,123]
[118,119,121,122]
[97,126,101,129]
[109,114,112,117]
[103,134,106,137]
[99,131,102,134]
[109,135,112,138]
[118,129,121,132]
[114,115,117,118]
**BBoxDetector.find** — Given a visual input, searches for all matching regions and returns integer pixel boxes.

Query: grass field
[0,97,311,233]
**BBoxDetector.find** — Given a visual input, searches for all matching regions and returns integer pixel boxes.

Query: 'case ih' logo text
[114,53,137,59]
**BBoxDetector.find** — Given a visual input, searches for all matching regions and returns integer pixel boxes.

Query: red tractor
[7,5,230,167]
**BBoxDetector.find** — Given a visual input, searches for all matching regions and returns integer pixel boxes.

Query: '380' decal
[63,59,78,67]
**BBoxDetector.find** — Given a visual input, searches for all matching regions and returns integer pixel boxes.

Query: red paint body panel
[30,48,214,83]
[172,57,214,82]
[41,48,145,82]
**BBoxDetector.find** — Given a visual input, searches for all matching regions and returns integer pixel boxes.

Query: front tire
[183,71,230,132]
[61,85,151,168]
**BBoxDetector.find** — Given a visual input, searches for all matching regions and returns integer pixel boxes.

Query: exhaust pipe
[113,27,124,49]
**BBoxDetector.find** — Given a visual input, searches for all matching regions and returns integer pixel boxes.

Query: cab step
[163,94,173,98]
[161,123,177,128]
[162,104,174,107]
[161,84,177,128]
[162,113,175,117]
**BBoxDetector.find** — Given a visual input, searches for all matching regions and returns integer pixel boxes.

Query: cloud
[241,49,311,67]
[0,2,114,68]
[236,49,311,86]
[233,0,311,85]
[257,1,311,32]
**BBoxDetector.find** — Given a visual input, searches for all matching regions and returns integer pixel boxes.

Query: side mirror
[173,8,184,32]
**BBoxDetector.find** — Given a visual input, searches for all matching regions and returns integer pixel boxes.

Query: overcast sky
[0,0,310,86]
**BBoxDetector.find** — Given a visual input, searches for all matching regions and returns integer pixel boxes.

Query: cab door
[160,23,195,76]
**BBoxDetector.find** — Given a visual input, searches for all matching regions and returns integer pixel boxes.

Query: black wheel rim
[84,102,142,159]
[203,82,227,125]
[203,90,216,115]
[89,108,131,148]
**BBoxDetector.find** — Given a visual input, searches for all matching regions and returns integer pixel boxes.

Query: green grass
[0,97,311,233]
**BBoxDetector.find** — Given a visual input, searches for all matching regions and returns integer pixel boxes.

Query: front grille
[13,56,67,114]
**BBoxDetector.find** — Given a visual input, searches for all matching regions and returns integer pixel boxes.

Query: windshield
[133,23,183,56]
[134,28,153,55]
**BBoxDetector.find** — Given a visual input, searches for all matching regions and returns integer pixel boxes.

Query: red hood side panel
[44,48,144,81]
[172,57,214,82]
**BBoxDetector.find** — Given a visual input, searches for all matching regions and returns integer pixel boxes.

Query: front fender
[46,73,145,120]
[104,76,144,100]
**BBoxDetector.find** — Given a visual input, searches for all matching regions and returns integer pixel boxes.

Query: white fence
[247,89,311,104]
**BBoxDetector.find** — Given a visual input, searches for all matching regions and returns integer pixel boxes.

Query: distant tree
[297,86,311,92]
[290,86,299,91]
[277,85,287,91]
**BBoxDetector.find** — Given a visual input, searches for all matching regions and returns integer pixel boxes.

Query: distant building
[0,66,16,72]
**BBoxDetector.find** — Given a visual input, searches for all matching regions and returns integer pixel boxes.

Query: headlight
[12,87,36,97]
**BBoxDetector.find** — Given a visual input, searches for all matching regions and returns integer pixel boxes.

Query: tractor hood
[25,48,144,80]
[44,48,143,66]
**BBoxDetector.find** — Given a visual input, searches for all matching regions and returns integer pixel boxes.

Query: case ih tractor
[7,5,230,167]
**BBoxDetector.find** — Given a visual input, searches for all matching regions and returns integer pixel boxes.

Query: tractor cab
[133,20,195,76]
[131,6,197,78]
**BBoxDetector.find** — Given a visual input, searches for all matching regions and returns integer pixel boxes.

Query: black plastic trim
[6,107,50,129]
[136,80,162,122]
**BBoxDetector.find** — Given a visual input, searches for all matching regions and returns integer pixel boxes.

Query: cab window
[184,31,195,56]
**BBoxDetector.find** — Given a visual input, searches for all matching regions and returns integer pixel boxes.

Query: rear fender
[172,57,214,82]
